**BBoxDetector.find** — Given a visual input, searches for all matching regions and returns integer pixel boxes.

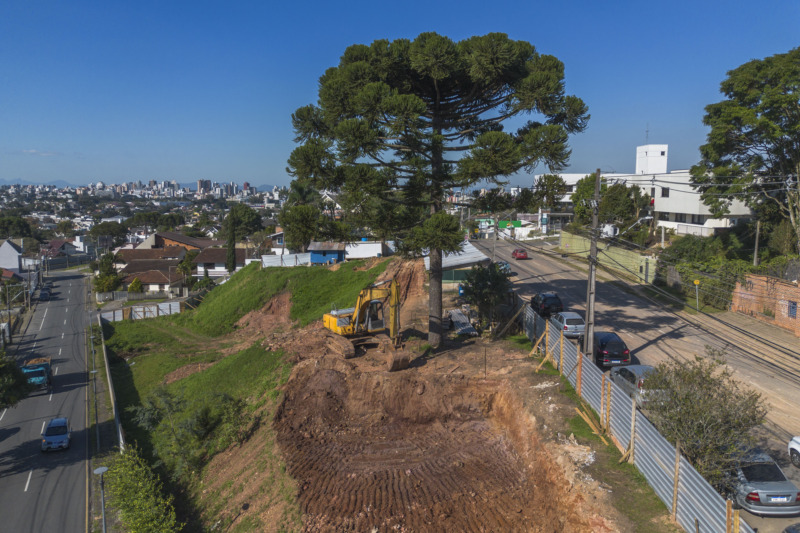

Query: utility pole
[753,220,761,267]
[583,169,601,356]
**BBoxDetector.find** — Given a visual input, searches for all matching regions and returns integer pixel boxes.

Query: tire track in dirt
[274,354,602,532]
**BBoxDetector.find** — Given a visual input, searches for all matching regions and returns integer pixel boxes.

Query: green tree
[128,277,143,293]
[534,174,568,210]
[513,188,538,213]
[288,33,588,347]
[462,263,512,326]
[691,47,800,254]
[278,204,320,252]
[222,204,263,241]
[55,220,74,237]
[0,351,31,408]
[570,173,605,225]
[645,349,766,493]
[93,251,122,293]
[89,221,128,247]
[599,182,635,223]
[472,188,513,215]
[0,216,33,238]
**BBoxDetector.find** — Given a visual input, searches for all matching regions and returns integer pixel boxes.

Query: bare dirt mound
[274,353,606,532]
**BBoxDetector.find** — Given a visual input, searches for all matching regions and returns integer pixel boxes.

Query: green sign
[498,220,522,228]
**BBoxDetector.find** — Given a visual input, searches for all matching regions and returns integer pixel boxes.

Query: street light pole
[93,466,109,533]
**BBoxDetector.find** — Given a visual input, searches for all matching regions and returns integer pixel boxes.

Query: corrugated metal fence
[521,306,754,533]
[261,253,310,267]
[100,301,182,323]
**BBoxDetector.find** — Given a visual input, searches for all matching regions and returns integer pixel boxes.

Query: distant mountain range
[0,178,281,191]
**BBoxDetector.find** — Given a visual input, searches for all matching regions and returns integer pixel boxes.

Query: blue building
[308,242,346,265]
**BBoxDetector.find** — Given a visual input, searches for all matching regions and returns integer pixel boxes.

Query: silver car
[732,452,800,517]
[41,417,71,452]
[551,312,585,339]
[609,365,660,408]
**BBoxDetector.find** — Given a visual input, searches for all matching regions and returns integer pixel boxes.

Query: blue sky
[1,0,798,188]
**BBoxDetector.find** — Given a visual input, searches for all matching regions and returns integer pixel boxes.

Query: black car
[530,292,563,318]
[590,331,630,367]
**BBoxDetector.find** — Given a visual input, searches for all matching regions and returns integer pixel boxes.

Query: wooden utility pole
[583,169,601,356]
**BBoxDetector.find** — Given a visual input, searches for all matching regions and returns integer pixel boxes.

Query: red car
[511,248,528,260]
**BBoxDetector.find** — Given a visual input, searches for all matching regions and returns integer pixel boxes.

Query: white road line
[24,470,32,492]
[43,308,48,319]
[49,392,53,402]
[58,348,61,356]
[41,421,46,433]
[54,366,59,374]
[65,307,69,312]
[61,333,64,339]
[33,342,36,350]
[0,408,6,422]
[64,319,67,325]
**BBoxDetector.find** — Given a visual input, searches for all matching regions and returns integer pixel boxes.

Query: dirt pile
[274,353,610,532]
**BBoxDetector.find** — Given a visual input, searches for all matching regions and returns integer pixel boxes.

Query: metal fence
[97,314,125,451]
[521,306,754,533]
[100,301,182,323]
[261,253,310,268]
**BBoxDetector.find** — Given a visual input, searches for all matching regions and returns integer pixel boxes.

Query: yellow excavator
[323,279,408,370]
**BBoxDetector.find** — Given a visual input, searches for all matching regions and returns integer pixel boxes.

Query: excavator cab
[366,300,384,332]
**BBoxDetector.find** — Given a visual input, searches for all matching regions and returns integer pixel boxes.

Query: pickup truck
[22,357,52,392]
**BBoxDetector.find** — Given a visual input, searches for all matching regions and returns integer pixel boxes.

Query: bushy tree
[93,251,122,293]
[222,204,263,241]
[0,350,31,408]
[534,174,568,210]
[645,349,766,493]
[89,221,128,247]
[691,47,800,254]
[106,446,182,533]
[278,204,320,252]
[128,277,143,293]
[462,263,512,326]
[288,32,588,347]
[570,173,605,225]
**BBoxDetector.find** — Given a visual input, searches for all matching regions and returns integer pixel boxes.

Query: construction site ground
[201,259,679,532]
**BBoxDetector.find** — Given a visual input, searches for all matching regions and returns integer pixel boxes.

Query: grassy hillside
[102,259,391,530]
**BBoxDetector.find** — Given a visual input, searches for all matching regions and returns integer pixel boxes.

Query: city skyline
[1,0,798,187]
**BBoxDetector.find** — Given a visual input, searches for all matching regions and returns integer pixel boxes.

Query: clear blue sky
[1,0,798,188]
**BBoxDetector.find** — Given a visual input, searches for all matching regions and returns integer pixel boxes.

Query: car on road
[609,364,661,407]
[789,437,800,468]
[731,451,800,516]
[588,331,631,367]
[41,417,71,452]
[511,248,528,260]
[531,292,563,318]
[496,261,511,275]
[551,311,585,339]
[39,290,50,301]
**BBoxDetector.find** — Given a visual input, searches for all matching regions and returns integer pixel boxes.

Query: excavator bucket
[386,350,410,371]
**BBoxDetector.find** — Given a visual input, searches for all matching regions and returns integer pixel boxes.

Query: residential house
[309,242,346,265]
[0,240,23,273]
[121,269,184,294]
[42,239,79,258]
[192,248,246,278]
[137,231,225,251]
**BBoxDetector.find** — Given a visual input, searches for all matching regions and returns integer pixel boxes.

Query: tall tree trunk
[428,247,442,348]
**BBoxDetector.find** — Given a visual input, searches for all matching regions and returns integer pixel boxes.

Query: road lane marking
[65,307,69,312]
[64,319,67,325]
[62,333,64,339]
[24,470,32,492]
[41,421,46,433]
[0,408,6,422]
[54,365,59,374]
[49,392,53,401]
[58,348,61,356]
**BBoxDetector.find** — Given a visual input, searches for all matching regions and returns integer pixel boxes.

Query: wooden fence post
[559,330,564,374]
[576,350,583,397]
[733,509,739,533]
[605,381,611,430]
[600,374,607,423]
[726,499,733,533]
[672,440,681,520]
[628,401,636,464]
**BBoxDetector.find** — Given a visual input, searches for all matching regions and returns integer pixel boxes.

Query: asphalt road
[0,272,89,532]
[479,238,800,532]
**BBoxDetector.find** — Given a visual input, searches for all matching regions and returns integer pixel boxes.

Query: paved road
[479,239,800,532]
[0,272,89,532]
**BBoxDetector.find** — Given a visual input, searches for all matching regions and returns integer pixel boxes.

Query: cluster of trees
[92,252,123,293]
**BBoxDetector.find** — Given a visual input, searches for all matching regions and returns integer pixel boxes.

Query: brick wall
[732,274,800,337]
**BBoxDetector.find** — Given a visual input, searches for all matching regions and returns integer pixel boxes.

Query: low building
[0,240,23,273]
[122,270,184,294]
[192,248,246,278]
[308,242,346,265]
[138,231,225,251]
[423,241,490,289]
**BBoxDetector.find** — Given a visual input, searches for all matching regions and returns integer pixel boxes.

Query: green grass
[178,259,389,336]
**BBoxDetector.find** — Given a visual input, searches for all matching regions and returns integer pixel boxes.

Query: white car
[789,437,800,468]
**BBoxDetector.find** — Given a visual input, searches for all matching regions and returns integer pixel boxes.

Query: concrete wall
[732,274,800,337]
[559,231,655,283]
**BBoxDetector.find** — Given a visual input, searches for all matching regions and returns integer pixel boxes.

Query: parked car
[511,248,528,260]
[789,437,800,468]
[39,290,50,301]
[531,292,563,318]
[609,364,661,407]
[589,331,630,367]
[41,417,71,452]
[731,451,800,517]
[551,311,585,339]
[496,261,511,275]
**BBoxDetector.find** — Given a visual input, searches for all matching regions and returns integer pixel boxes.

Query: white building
[534,144,752,236]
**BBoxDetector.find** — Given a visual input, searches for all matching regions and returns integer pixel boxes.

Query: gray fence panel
[635,415,681,508]
[132,307,145,320]
[580,356,605,413]
[561,341,579,388]
[261,253,311,268]
[144,305,157,318]
[608,383,633,451]
[157,303,171,315]
[677,458,755,533]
